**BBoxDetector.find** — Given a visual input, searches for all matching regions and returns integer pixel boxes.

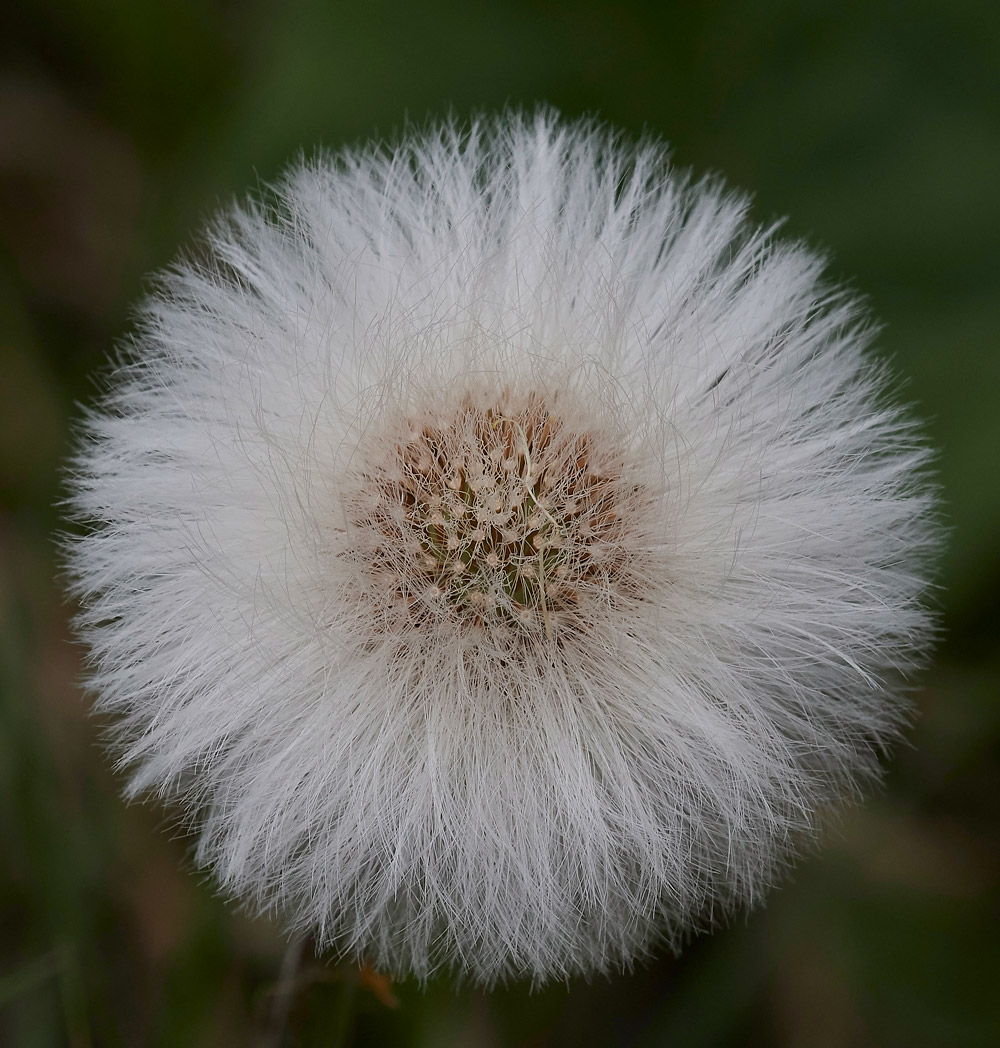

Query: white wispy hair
[66,111,938,986]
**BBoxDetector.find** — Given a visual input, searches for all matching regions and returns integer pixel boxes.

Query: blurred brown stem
[258,934,307,1048]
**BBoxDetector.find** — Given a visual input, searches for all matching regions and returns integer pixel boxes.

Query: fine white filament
[67,111,938,985]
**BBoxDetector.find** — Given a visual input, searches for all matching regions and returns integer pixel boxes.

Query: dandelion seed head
[65,109,940,986]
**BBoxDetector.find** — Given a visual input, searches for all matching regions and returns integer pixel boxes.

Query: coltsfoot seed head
[65,110,940,985]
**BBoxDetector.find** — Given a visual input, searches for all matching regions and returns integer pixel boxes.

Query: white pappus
[66,110,939,985]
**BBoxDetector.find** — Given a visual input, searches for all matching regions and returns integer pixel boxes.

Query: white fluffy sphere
[67,111,938,985]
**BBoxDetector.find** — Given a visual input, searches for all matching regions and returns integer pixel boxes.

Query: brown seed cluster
[343,391,651,644]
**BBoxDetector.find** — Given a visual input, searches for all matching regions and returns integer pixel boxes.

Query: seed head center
[346,391,648,643]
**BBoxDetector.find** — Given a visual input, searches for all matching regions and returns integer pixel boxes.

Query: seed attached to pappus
[343,391,652,644]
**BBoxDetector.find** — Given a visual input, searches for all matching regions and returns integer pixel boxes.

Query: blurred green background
[1,1,997,1045]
